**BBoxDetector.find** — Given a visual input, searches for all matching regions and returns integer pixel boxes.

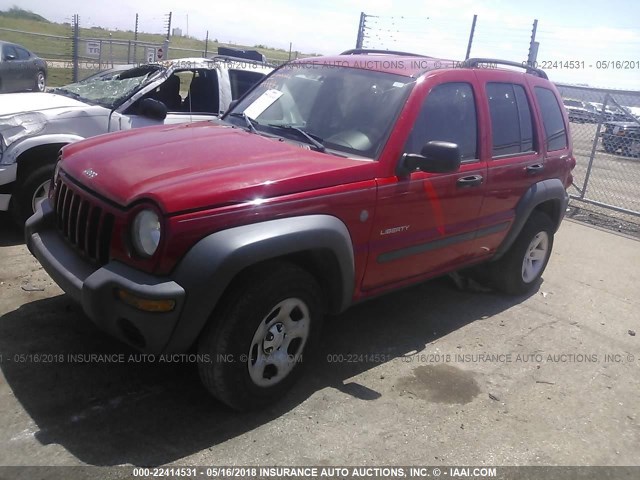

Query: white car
[0,56,272,223]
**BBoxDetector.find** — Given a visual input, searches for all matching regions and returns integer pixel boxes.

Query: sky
[2,0,639,89]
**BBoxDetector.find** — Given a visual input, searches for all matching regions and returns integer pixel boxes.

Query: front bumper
[26,200,186,353]
[0,163,17,211]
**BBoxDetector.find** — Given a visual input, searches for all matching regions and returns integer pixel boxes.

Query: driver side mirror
[4,54,16,61]
[139,98,168,121]
[396,141,462,177]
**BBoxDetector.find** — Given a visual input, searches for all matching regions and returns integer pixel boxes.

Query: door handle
[456,175,484,188]
[526,163,544,175]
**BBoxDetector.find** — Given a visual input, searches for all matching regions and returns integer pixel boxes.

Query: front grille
[54,177,115,265]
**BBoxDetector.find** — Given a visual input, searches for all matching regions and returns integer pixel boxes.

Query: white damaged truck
[0,54,271,223]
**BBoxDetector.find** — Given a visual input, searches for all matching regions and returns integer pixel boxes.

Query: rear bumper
[26,200,186,353]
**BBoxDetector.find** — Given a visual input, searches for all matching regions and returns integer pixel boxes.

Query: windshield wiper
[51,88,81,100]
[228,112,258,134]
[268,124,326,152]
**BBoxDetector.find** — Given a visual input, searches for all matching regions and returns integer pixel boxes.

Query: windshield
[53,65,163,109]
[225,63,415,159]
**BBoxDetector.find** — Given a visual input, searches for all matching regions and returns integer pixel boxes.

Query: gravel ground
[0,211,638,479]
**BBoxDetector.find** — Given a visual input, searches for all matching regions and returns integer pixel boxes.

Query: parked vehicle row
[563,98,638,125]
[0,40,47,93]
[601,120,640,157]
[26,50,575,410]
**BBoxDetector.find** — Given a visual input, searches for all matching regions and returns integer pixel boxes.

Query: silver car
[0,40,47,93]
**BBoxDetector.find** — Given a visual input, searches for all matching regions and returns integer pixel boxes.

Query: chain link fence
[555,84,640,220]
[1,26,289,84]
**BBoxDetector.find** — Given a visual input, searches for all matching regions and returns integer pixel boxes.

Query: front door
[111,69,222,131]
[363,77,487,291]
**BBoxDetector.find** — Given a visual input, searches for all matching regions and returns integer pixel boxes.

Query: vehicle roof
[290,53,549,79]
[290,54,440,77]
[0,40,26,48]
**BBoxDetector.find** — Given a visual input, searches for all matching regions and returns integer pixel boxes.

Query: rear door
[1,45,19,91]
[14,46,34,90]
[363,74,488,291]
[474,72,546,253]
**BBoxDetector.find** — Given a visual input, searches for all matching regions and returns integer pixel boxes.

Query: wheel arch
[164,214,355,352]
[493,179,569,261]
[11,135,84,181]
[15,143,65,182]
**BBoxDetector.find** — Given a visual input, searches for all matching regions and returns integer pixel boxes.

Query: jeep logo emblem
[83,169,98,178]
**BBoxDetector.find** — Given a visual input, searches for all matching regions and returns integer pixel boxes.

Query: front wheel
[197,261,324,411]
[488,211,555,295]
[10,164,55,225]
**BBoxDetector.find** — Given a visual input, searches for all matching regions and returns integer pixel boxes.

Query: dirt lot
[0,211,639,474]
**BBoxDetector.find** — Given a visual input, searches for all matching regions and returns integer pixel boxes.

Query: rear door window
[535,87,568,151]
[486,83,535,156]
[15,47,31,60]
[228,69,266,99]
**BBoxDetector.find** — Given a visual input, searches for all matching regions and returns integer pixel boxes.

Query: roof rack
[341,48,431,58]
[461,58,548,79]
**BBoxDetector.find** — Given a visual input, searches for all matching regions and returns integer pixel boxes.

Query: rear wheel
[488,211,554,295]
[35,70,46,92]
[10,164,55,225]
[197,261,324,411]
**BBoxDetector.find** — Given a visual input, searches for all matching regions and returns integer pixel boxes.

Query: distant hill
[0,6,50,23]
[0,6,313,87]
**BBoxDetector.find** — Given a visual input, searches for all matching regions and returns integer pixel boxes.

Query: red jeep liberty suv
[26,50,575,410]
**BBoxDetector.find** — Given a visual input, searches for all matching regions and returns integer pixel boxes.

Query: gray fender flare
[164,214,355,353]
[493,178,569,261]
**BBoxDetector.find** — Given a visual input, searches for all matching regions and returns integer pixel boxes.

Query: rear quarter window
[535,87,568,151]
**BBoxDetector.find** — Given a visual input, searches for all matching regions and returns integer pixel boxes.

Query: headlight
[131,209,161,258]
[0,112,47,146]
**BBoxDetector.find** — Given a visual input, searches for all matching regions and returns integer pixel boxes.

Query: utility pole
[204,30,209,57]
[527,19,539,65]
[465,14,477,60]
[163,12,172,60]
[165,12,172,40]
[133,13,139,64]
[71,14,79,82]
[355,12,366,49]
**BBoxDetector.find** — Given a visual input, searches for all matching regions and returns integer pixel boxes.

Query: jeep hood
[0,92,90,116]
[61,122,376,214]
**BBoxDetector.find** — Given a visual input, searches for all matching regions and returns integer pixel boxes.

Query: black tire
[603,142,616,154]
[488,211,555,295]
[198,261,324,411]
[10,163,55,226]
[35,70,46,92]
